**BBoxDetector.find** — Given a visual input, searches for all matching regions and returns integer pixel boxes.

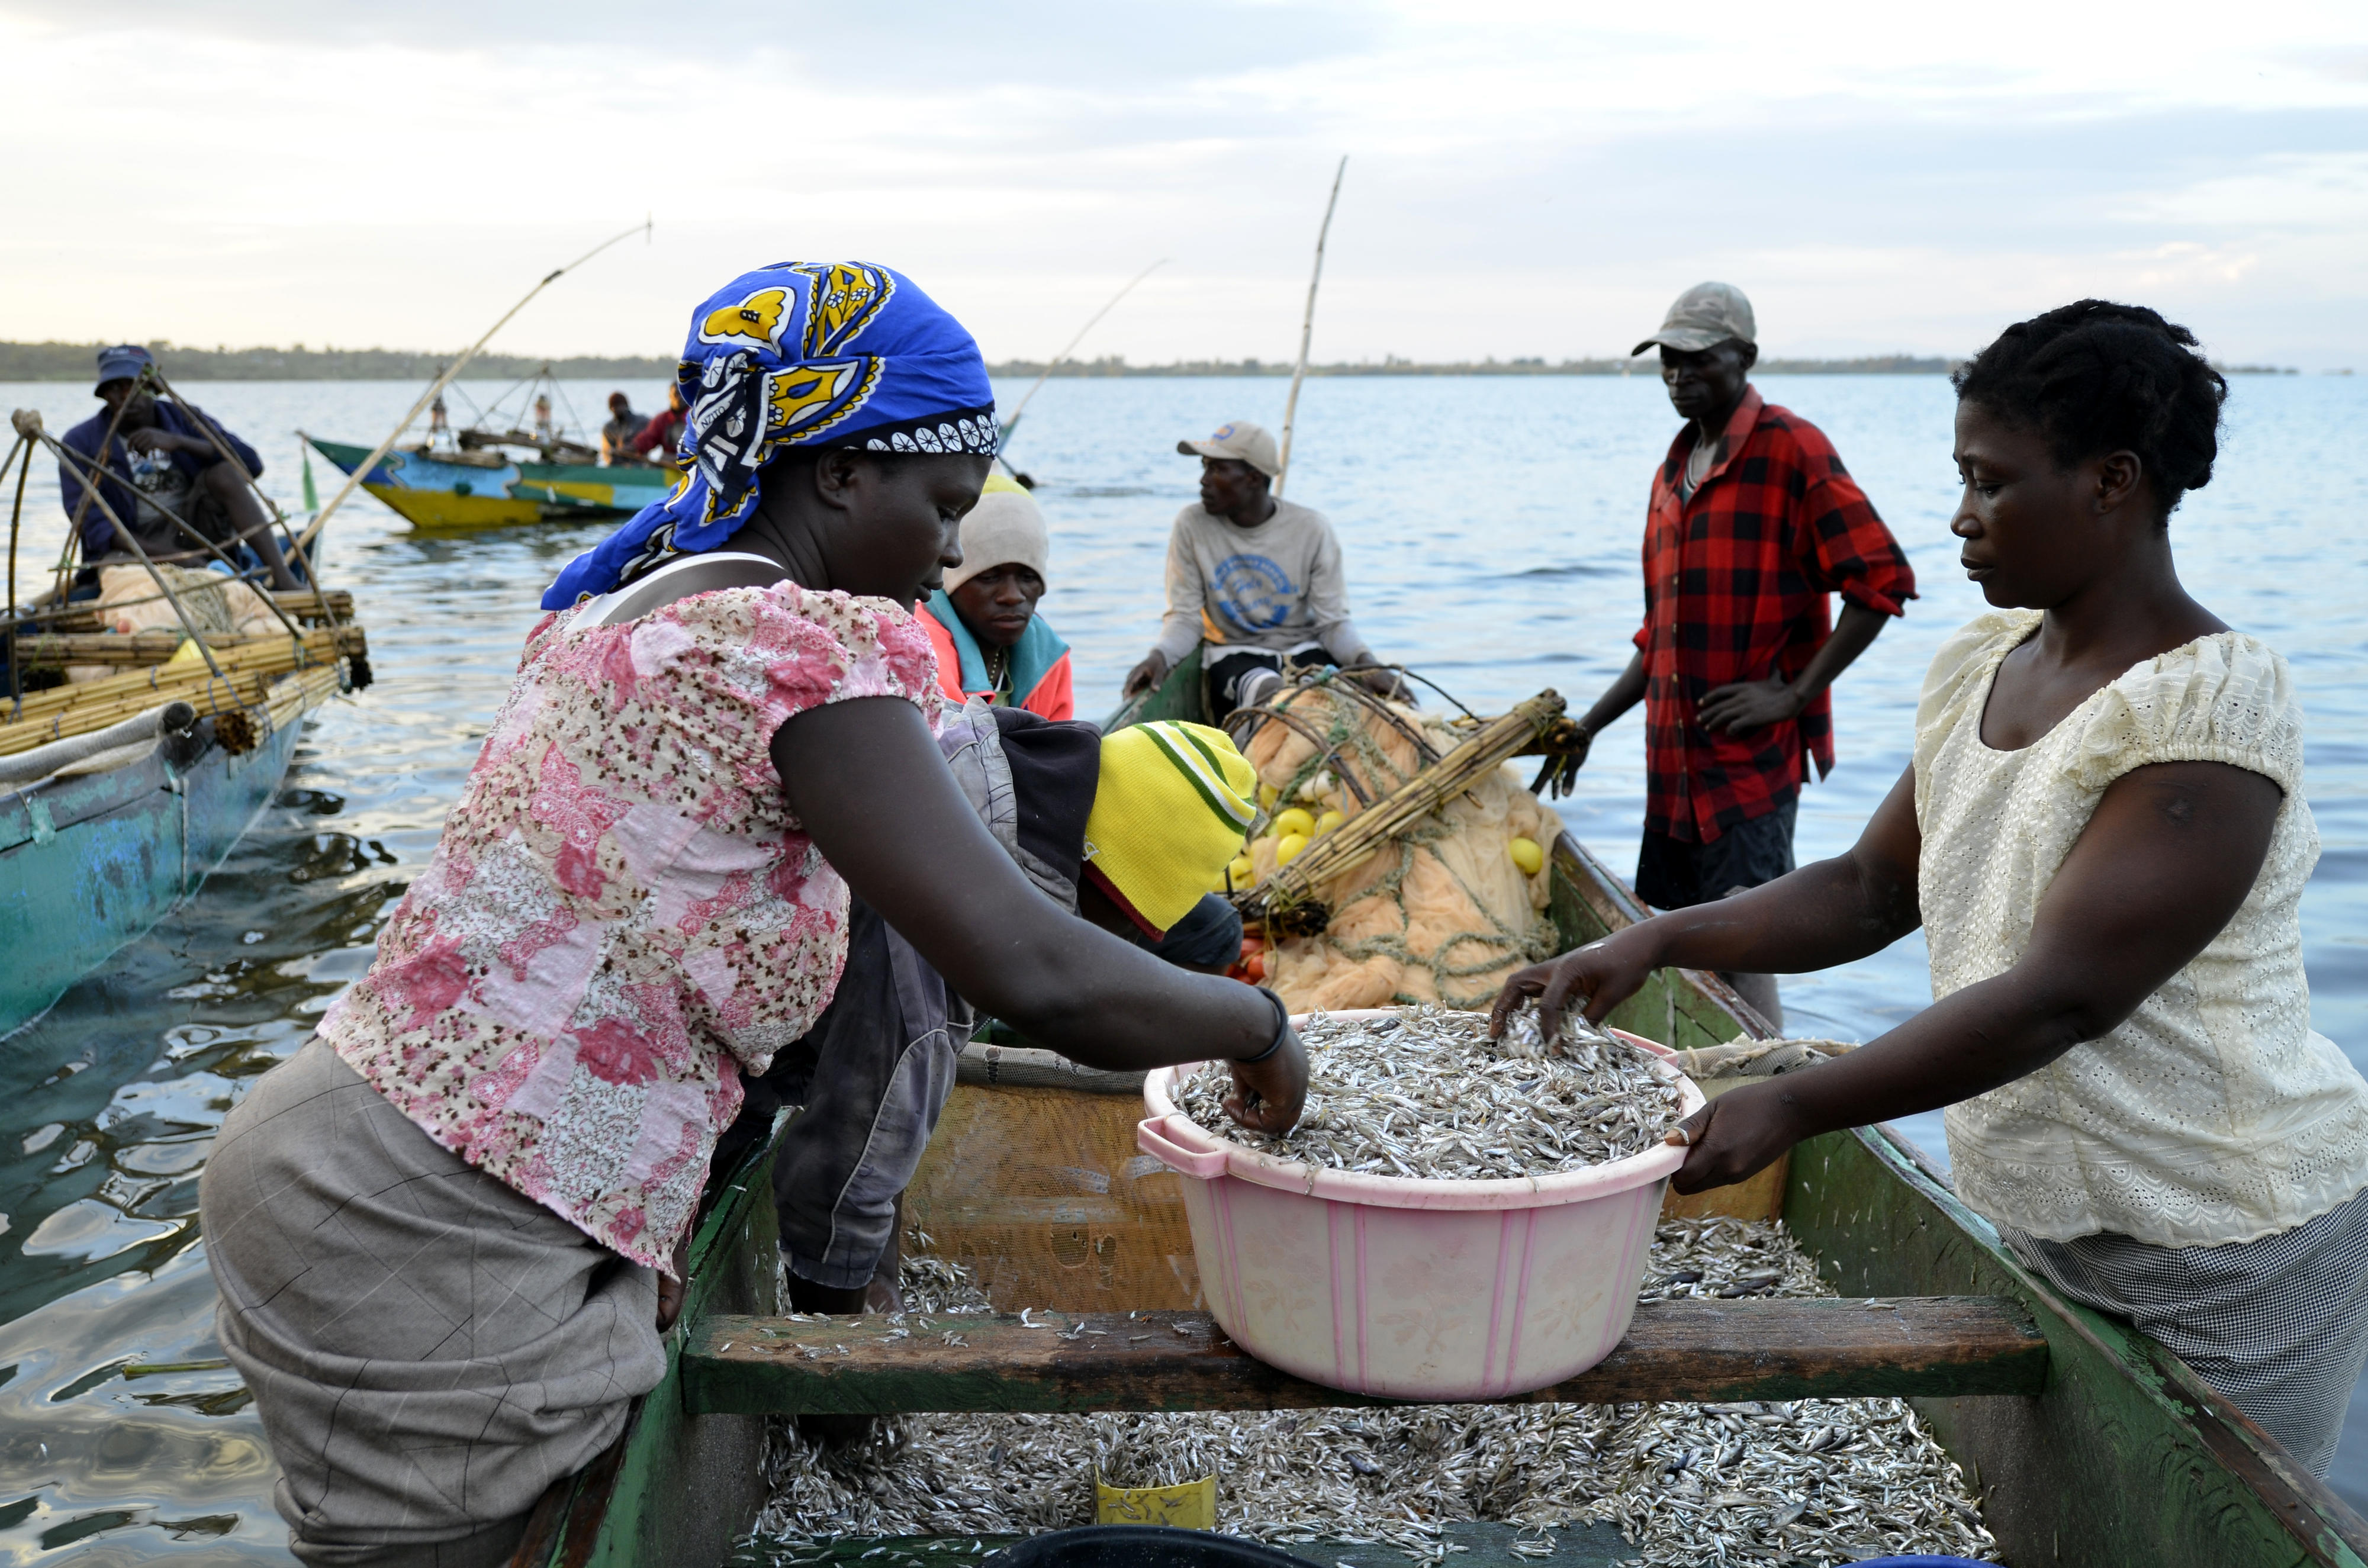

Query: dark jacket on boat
[59,401,263,562]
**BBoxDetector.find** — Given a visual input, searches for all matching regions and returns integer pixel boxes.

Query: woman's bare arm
[1663,759,2282,1192]
[1492,763,1926,1041]
[774,697,1304,1131]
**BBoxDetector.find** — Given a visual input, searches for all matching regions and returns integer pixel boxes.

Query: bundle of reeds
[275,589,356,625]
[1236,689,1566,935]
[0,632,351,755]
[12,626,368,669]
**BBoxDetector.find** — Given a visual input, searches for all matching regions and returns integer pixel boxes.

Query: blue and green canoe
[303,434,675,531]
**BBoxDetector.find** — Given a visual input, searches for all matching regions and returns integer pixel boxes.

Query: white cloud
[4,1,2365,366]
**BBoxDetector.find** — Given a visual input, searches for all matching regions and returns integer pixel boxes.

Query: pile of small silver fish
[750,1218,1996,1566]
[1172,1005,1685,1180]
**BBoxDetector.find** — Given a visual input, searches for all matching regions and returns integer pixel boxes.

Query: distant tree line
[979,353,1964,376]
[0,340,680,382]
[0,340,2305,382]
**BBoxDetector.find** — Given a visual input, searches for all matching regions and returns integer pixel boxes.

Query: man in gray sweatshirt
[1123,419,1397,719]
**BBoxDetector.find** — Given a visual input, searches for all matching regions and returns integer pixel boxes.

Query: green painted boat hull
[527,652,2368,1568]
[0,712,307,1036]
[305,436,671,530]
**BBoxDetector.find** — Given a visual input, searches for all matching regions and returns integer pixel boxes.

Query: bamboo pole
[60,378,139,568]
[13,627,366,667]
[1274,156,1347,501]
[996,258,1168,456]
[299,219,652,549]
[147,367,321,595]
[6,427,30,714]
[0,635,343,754]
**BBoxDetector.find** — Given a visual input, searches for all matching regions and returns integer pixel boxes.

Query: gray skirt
[1996,1186,2368,1476]
[200,1038,667,1567]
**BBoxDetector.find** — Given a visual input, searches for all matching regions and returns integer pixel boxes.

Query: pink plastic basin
[1138,1013,1704,1400]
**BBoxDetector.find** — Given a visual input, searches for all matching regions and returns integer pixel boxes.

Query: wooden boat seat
[681,1296,2048,1416]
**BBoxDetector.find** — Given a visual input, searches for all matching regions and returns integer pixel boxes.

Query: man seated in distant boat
[621,384,687,469]
[599,389,647,465]
[916,473,1074,719]
[1122,418,1402,720]
[58,345,302,591]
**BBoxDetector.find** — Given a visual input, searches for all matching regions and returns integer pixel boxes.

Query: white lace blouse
[1916,611,2368,1248]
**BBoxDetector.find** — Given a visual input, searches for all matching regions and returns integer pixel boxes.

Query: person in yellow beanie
[1079,719,1258,968]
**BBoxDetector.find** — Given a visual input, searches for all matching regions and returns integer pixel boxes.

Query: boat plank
[680,1296,2047,1416]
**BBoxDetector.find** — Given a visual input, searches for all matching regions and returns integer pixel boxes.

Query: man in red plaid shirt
[1549,283,1916,1026]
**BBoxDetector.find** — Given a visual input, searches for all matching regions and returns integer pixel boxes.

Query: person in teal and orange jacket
[918,472,1074,719]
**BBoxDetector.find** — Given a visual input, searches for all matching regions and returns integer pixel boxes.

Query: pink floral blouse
[318,582,942,1270]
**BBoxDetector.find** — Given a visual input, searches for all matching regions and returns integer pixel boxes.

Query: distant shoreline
[0,342,2305,382]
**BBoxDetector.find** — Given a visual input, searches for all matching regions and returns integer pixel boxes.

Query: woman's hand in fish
[1664,1081,1804,1193]
[1223,1017,1308,1136]
[1489,928,1661,1043]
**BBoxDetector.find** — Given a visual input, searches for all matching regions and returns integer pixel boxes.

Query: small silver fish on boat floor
[748,1219,1996,1566]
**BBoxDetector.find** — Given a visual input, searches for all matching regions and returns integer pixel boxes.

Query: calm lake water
[2,369,2364,1559]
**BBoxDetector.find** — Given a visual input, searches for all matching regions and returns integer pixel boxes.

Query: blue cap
[94,344,153,390]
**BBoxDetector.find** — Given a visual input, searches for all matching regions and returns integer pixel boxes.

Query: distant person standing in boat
[916,472,1074,718]
[1546,283,1915,1028]
[58,345,302,590]
[1122,418,1401,720]
[622,383,687,468]
[1500,301,2368,1475]
[599,389,646,464]
[199,263,1304,1568]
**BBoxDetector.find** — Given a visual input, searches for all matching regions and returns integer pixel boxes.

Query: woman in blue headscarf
[200,263,1307,1568]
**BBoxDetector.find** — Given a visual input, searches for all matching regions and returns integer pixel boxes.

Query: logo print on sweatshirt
[1211,554,1294,632]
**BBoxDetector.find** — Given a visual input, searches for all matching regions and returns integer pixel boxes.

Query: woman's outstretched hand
[1224,1015,1308,1136]
[1663,1082,1805,1194]
[1489,929,1662,1043]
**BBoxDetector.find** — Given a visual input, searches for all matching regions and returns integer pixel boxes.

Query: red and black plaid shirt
[1632,387,1915,843]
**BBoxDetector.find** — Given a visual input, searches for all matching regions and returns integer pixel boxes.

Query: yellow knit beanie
[1084,722,1257,935]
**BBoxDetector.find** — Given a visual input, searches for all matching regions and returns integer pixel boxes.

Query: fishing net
[1236,684,1564,1012]
[65,563,278,682]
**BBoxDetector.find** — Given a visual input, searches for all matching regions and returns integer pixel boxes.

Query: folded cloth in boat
[201,1038,664,1567]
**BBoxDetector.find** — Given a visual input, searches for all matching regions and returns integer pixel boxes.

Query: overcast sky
[5,1,2364,368]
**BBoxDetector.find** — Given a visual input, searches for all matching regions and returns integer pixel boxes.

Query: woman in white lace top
[1495,300,2368,1472]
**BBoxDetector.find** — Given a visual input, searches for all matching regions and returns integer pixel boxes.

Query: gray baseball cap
[1176,418,1280,478]
[1632,282,1756,356]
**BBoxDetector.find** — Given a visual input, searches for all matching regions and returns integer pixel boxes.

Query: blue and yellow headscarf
[543,261,997,608]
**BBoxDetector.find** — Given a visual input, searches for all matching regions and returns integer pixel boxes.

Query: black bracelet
[1231,987,1292,1065]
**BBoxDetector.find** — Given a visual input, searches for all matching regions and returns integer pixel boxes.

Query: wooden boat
[0,593,369,1036]
[301,434,674,532]
[302,363,678,531]
[516,648,2368,1568]
[3,398,372,1033]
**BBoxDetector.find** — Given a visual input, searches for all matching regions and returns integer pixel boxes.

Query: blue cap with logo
[94,344,154,391]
